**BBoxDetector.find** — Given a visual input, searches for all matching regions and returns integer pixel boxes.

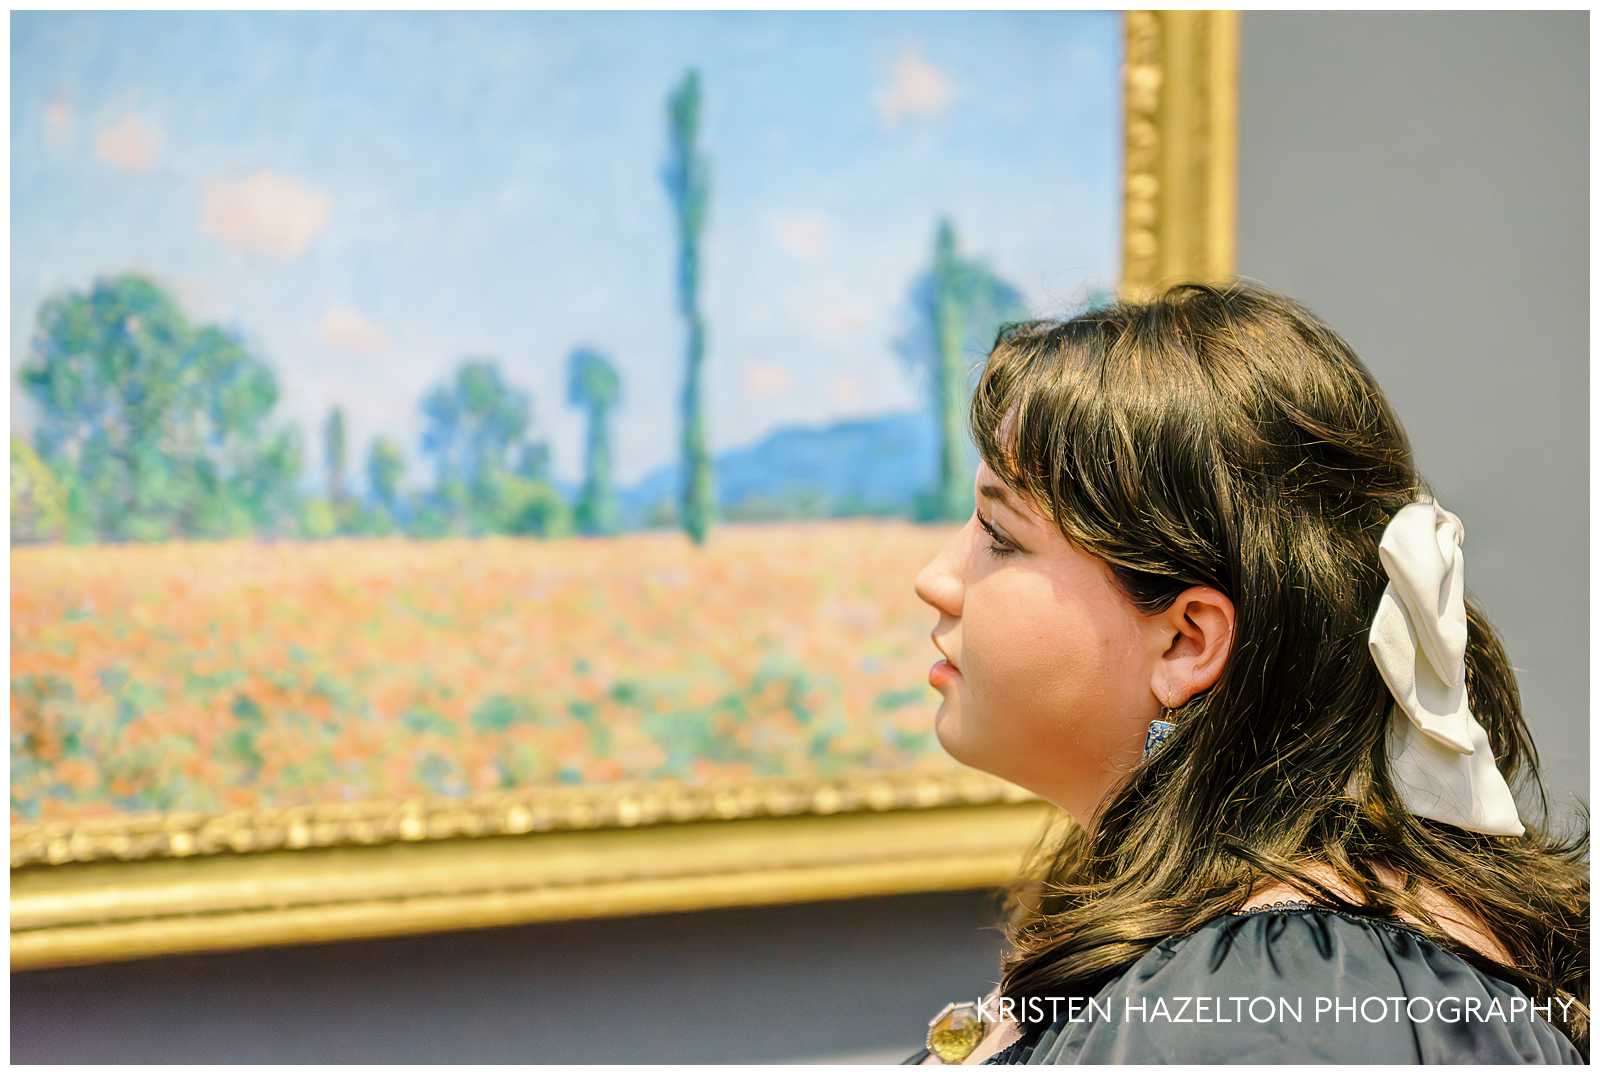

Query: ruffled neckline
[983,901,1545,1066]
[1223,898,1492,961]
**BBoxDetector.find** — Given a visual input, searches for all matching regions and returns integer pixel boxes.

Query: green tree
[417,359,566,537]
[566,346,622,536]
[421,361,529,481]
[367,434,406,527]
[661,68,715,546]
[297,495,340,540]
[18,274,300,542]
[179,324,301,540]
[238,422,303,540]
[419,359,530,534]
[894,218,1030,522]
[10,437,68,544]
[515,441,550,483]
[20,274,191,540]
[317,404,358,536]
[478,469,573,538]
[324,406,348,503]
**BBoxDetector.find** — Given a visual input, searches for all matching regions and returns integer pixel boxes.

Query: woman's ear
[1153,586,1234,706]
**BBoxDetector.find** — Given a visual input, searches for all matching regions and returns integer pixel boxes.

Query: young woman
[902,281,1587,1064]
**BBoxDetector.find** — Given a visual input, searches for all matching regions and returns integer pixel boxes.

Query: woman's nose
[913,524,965,617]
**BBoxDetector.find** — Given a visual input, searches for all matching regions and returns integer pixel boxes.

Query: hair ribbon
[1365,497,1525,836]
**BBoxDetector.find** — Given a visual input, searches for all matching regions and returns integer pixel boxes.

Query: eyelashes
[975,509,1018,559]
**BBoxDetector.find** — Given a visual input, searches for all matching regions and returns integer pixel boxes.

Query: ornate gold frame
[11,10,1238,971]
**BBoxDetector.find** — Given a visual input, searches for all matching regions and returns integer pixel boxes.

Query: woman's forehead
[976,467,1044,526]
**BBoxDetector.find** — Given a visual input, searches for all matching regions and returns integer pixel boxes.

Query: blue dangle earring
[1142,706,1177,759]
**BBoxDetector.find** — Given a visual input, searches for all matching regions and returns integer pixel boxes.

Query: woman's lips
[929,658,961,688]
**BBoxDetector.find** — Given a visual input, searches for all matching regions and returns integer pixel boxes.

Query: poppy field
[10,521,963,823]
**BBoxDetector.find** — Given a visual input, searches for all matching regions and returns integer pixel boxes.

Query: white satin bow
[1365,497,1524,836]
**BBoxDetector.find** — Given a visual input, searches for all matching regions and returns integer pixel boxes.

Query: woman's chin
[931,705,1019,787]
[931,701,977,765]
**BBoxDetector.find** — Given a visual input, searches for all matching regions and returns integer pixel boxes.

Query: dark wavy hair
[970,279,1589,1053]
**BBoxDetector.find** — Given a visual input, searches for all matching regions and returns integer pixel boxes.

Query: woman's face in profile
[913,461,1163,826]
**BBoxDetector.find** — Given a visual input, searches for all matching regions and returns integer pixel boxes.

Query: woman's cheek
[1017,638,1106,756]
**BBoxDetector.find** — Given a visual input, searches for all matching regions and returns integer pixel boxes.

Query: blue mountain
[599,409,981,528]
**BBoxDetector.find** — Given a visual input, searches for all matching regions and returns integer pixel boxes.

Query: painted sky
[11,11,1120,488]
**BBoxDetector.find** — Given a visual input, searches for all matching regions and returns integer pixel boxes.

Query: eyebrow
[978,483,1026,525]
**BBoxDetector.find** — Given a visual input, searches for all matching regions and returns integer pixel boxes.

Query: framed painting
[10,9,1238,969]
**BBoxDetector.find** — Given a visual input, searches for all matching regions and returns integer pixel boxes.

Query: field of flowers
[11,520,965,822]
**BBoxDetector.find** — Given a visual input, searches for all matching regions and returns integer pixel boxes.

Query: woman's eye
[975,512,1017,559]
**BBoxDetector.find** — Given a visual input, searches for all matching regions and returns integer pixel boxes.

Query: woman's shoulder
[990,903,1585,1065]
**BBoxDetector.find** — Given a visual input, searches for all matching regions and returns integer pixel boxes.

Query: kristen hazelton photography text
[974,993,1581,1029]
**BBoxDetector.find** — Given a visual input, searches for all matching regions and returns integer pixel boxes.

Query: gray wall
[1235,11,1589,821]
[12,12,1587,1064]
[11,889,1011,1065]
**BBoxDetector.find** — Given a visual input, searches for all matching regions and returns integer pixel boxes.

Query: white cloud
[831,374,864,408]
[44,100,74,149]
[94,114,161,172]
[320,306,389,355]
[875,47,956,126]
[769,209,834,260]
[201,171,330,259]
[742,361,794,400]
